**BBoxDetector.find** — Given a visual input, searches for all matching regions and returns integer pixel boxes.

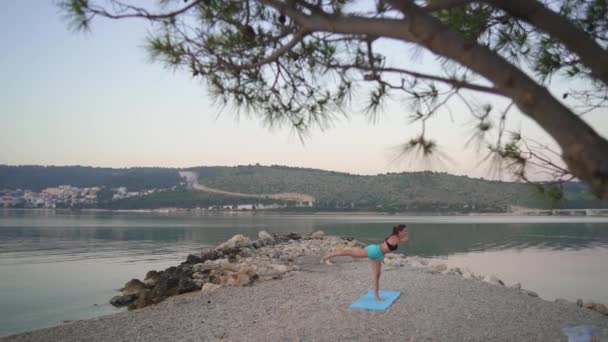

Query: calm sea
[1,210,607,336]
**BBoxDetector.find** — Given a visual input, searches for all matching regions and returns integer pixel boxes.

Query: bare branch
[230,31,308,71]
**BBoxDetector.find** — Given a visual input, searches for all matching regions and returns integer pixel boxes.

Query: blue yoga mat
[349,290,400,311]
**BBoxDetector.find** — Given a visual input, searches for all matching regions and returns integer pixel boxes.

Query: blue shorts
[365,244,384,261]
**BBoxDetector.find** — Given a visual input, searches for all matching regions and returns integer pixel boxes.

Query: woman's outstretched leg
[370,260,383,301]
[322,247,367,265]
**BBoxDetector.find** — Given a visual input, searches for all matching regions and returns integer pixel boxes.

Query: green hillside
[188,165,606,212]
[1,164,606,212]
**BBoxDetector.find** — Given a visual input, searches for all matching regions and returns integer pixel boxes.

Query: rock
[193,259,230,273]
[524,289,539,298]
[219,271,252,286]
[144,270,161,288]
[595,304,608,315]
[346,240,365,248]
[270,264,290,274]
[461,272,473,279]
[483,275,505,286]
[217,235,253,250]
[200,249,223,262]
[285,232,302,241]
[310,230,325,239]
[584,301,596,310]
[258,230,274,242]
[128,289,152,310]
[449,267,462,275]
[510,283,522,290]
[121,279,147,296]
[555,298,570,305]
[576,299,584,307]
[431,263,447,273]
[192,272,207,280]
[109,294,136,307]
[177,277,199,294]
[201,283,220,294]
[149,273,179,303]
[239,248,253,258]
[384,257,408,267]
[182,254,203,265]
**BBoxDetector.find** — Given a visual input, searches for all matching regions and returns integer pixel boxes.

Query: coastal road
[179,171,315,203]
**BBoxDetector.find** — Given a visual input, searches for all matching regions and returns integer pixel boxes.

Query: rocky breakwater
[109,230,363,310]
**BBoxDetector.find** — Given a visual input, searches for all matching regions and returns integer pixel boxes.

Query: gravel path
[3,257,607,342]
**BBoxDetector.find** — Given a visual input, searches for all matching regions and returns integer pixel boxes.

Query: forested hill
[188,165,605,211]
[1,165,606,211]
[0,165,181,192]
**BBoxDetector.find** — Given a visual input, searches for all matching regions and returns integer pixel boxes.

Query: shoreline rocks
[108,232,608,318]
[109,231,361,310]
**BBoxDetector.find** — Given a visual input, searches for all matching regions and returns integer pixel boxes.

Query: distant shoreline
[2,207,608,217]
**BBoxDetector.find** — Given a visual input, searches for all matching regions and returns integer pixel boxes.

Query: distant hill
[188,165,607,211]
[0,165,181,192]
[1,164,606,211]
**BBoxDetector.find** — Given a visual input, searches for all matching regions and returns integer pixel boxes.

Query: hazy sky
[1,1,606,178]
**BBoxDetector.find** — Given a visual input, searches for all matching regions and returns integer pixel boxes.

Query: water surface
[1,210,607,336]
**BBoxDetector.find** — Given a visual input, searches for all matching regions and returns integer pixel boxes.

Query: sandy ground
[4,255,608,342]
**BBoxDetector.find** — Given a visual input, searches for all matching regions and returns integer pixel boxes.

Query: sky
[1,1,607,178]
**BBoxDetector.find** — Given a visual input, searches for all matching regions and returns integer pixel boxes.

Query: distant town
[0,185,310,212]
[0,186,161,209]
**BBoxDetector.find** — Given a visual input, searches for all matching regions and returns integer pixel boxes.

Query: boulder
[121,279,147,296]
[128,289,152,310]
[310,230,325,239]
[270,264,290,274]
[449,267,462,275]
[584,301,597,310]
[384,256,408,267]
[524,289,539,298]
[201,283,220,294]
[144,271,161,288]
[149,273,179,302]
[510,283,522,290]
[346,240,365,248]
[177,278,200,294]
[483,275,505,286]
[109,294,136,307]
[192,272,207,280]
[192,259,231,273]
[595,304,608,315]
[285,232,302,241]
[258,230,274,242]
[201,249,223,262]
[217,235,252,250]
[182,254,203,265]
[576,299,583,307]
[219,271,252,286]
[431,263,447,273]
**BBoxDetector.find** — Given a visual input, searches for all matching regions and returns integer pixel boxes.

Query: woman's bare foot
[374,295,384,301]
[321,254,334,265]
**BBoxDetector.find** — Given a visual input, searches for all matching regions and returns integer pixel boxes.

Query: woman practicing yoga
[322,224,409,301]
